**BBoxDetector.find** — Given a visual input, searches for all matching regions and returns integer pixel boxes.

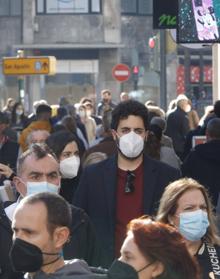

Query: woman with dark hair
[10,102,28,131]
[119,216,200,279]
[61,115,87,155]
[157,178,220,279]
[46,131,81,203]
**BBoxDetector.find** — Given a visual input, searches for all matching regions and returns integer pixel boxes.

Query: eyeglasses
[125,171,135,193]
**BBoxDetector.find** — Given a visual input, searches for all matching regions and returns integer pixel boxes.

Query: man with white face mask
[0,144,101,279]
[74,100,181,267]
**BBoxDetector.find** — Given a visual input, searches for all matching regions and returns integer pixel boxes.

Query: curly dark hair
[111,100,148,130]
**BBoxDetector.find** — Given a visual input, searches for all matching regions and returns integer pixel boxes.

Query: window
[91,0,100,13]
[0,0,21,16]
[36,0,44,13]
[121,0,152,15]
[10,0,21,15]
[121,0,136,14]
[36,0,101,14]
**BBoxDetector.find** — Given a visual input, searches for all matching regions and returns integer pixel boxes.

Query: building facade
[0,0,213,114]
[0,0,167,110]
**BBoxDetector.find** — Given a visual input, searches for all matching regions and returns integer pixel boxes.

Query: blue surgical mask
[178,209,209,241]
[26,181,60,196]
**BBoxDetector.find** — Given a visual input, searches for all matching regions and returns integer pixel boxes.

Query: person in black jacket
[1,144,101,279]
[182,118,220,208]
[74,100,180,267]
[165,94,190,161]
[10,102,28,132]
[0,201,23,279]
[0,112,19,185]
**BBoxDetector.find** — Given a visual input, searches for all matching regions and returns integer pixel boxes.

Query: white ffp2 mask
[118,131,144,158]
[60,155,80,179]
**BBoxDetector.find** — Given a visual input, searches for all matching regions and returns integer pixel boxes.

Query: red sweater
[115,163,144,257]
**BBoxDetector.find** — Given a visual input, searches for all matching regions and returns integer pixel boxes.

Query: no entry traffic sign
[112,63,131,82]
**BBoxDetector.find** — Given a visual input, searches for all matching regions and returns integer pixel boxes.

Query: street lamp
[17,49,25,103]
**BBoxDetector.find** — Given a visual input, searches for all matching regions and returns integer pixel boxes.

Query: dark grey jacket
[0,203,101,279]
[166,107,189,154]
[74,155,180,266]
[27,260,138,279]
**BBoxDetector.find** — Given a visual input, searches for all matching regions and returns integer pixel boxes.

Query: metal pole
[212,44,220,102]
[17,50,25,103]
[134,80,138,91]
[184,48,191,95]
[18,77,25,103]
[160,30,167,110]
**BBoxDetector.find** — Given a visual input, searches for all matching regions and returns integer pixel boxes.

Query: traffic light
[133,65,139,75]
[148,37,156,49]
[132,66,139,90]
[148,35,160,72]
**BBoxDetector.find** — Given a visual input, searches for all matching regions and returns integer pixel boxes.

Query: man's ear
[111,129,117,141]
[53,227,70,250]
[151,261,164,278]
[13,176,26,197]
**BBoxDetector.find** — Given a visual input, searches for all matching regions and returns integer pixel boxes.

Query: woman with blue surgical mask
[46,131,81,203]
[157,178,220,279]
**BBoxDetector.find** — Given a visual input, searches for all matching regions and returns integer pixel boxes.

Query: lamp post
[17,49,25,103]
[159,30,167,110]
[149,31,167,110]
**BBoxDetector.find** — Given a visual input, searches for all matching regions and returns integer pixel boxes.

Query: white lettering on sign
[115,70,129,76]
[207,244,220,276]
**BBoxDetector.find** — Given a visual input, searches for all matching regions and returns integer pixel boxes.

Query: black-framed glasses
[125,171,135,193]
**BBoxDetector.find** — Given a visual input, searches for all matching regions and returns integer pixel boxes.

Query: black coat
[60,174,81,204]
[0,203,101,279]
[166,107,189,155]
[74,155,180,267]
[0,202,23,279]
[196,242,220,279]
[182,139,220,207]
[0,139,19,184]
[64,205,101,266]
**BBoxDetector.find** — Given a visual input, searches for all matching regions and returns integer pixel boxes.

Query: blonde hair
[157,178,220,245]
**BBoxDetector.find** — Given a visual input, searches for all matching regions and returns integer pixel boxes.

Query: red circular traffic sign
[112,63,131,82]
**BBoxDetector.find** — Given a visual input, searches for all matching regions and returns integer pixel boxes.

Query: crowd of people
[0,90,220,279]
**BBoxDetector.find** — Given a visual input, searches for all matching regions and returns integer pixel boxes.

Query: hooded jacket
[27,260,138,279]
[0,204,101,279]
[182,139,220,206]
[27,260,103,279]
